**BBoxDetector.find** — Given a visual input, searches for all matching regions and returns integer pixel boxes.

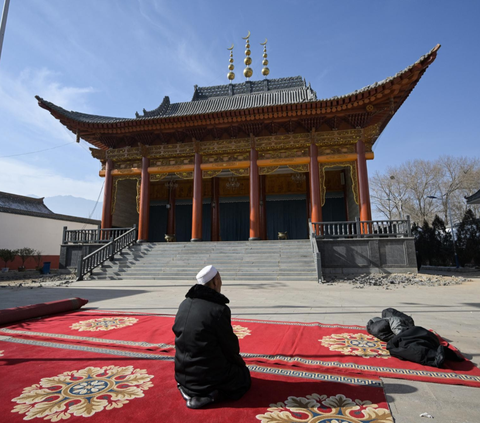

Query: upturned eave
[36,44,440,149]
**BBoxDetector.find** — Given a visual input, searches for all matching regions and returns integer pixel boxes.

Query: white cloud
[0,67,102,202]
[0,157,104,201]
[0,67,95,143]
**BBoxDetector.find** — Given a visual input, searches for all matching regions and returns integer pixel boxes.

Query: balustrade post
[355,217,361,238]
[62,226,67,244]
[406,215,412,237]
[76,252,84,281]
[109,237,114,261]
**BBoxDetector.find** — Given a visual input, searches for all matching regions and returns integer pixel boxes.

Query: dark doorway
[266,199,308,240]
[175,203,211,242]
[175,204,192,242]
[322,196,347,222]
[148,205,168,242]
[220,201,249,241]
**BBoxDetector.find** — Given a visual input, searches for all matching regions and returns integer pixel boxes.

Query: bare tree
[433,156,480,223]
[371,169,409,219]
[370,156,480,224]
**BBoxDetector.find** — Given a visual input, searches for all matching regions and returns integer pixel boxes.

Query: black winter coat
[172,284,249,397]
[387,326,463,368]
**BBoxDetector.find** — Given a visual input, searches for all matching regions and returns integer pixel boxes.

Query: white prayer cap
[196,265,218,285]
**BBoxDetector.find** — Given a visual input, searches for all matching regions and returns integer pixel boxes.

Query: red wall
[2,255,60,271]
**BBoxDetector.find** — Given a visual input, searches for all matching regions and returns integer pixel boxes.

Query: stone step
[87,239,317,282]
[104,261,313,269]
[98,270,315,279]
[112,259,316,265]
[88,274,316,281]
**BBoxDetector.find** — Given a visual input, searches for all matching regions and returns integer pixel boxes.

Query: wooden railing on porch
[311,216,412,239]
[76,225,137,281]
[63,227,133,244]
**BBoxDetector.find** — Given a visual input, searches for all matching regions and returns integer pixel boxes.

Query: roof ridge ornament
[242,31,253,80]
[227,44,235,82]
[260,39,269,77]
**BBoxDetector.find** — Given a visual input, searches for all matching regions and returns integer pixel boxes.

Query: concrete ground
[1,270,479,423]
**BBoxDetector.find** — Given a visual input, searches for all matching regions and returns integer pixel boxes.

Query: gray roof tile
[0,191,100,224]
[0,191,53,214]
[466,188,480,205]
[36,46,439,126]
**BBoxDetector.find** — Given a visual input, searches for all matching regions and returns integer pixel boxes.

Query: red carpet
[1,310,479,388]
[0,309,176,352]
[0,338,392,423]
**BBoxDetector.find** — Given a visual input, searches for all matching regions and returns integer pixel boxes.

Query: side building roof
[0,191,53,214]
[0,191,100,225]
[465,188,480,205]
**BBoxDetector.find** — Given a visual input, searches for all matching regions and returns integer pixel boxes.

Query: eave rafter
[35,44,440,149]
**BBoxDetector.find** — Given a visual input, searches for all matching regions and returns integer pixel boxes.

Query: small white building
[0,191,100,269]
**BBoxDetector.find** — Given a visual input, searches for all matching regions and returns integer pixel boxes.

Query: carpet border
[0,336,382,387]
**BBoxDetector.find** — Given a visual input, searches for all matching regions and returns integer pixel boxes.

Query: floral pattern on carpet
[320,333,390,359]
[11,365,153,421]
[256,393,393,423]
[233,325,251,339]
[70,317,139,332]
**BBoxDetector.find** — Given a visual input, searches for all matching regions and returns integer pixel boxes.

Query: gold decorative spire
[242,31,253,79]
[260,38,269,77]
[227,44,235,82]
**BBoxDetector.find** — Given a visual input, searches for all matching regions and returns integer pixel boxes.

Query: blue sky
[0,0,479,205]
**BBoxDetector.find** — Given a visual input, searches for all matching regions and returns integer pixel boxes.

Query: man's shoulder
[185,284,230,305]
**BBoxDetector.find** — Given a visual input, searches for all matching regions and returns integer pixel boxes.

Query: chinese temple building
[36,42,440,243]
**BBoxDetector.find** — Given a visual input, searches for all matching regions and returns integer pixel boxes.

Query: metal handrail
[63,227,132,244]
[311,216,412,239]
[308,219,323,283]
[76,225,137,281]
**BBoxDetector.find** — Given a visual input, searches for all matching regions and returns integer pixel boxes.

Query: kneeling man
[172,265,251,409]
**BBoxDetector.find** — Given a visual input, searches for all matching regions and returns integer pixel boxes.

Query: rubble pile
[0,273,76,288]
[327,273,469,289]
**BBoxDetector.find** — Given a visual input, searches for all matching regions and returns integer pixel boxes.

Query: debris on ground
[419,412,434,418]
[0,273,76,288]
[324,273,469,289]
[0,272,472,289]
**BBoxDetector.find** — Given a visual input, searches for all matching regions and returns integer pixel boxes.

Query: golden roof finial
[227,44,235,82]
[242,31,253,79]
[260,38,269,77]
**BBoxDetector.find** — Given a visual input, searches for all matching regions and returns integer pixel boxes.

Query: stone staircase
[86,240,318,282]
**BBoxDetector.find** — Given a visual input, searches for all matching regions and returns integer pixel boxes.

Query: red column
[167,184,176,236]
[306,172,311,220]
[101,159,113,232]
[191,152,202,241]
[138,156,150,241]
[356,139,372,222]
[211,177,220,241]
[249,148,261,240]
[259,175,267,240]
[309,143,323,228]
